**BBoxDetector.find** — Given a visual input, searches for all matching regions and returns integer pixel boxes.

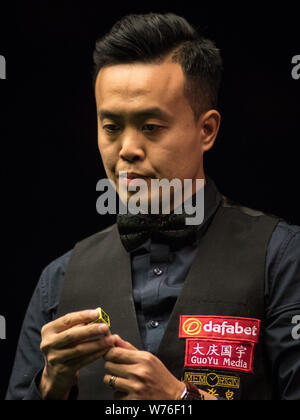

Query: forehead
[95,60,186,110]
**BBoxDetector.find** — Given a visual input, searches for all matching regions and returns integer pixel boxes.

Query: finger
[48,334,117,365]
[103,374,132,393]
[63,348,108,372]
[53,323,110,349]
[73,347,113,371]
[104,347,142,364]
[44,309,101,334]
[114,335,138,351]
[104,360,134,379]
[71,334,117,359]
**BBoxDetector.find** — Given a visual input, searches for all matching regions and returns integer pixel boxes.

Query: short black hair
[92,13,223,121]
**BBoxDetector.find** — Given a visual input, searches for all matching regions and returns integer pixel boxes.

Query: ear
[198,109,221,152]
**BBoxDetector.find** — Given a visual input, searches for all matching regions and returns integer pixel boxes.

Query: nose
[119,130,146,163]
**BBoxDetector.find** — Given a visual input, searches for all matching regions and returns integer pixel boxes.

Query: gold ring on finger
[108,375,117,390]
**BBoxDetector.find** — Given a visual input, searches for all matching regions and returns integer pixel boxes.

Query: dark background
[0,1,299,400]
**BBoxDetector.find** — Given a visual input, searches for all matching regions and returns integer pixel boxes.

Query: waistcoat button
[153,267,163,276]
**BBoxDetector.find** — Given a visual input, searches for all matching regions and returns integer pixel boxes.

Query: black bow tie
[117,205,202,252]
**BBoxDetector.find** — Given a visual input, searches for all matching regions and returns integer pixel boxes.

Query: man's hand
[103,337,186,400]
[39,309,118,400]
[104,336,218,400]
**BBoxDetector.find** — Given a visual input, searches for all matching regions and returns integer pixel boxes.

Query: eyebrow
[98,107,172,122]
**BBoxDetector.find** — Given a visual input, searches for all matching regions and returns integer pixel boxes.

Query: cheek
[154,138,195,178]
[172,129,201,173]
[169,148,200,181]
[98,141,118,175]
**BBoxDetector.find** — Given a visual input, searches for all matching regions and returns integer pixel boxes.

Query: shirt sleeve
[5,251,72,400]
[265,221,300,400]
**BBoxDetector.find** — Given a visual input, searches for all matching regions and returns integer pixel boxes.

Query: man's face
[95,59,216,212]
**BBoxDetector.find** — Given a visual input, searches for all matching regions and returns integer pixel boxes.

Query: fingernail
[105,336,115,346]
[91,309,100,318]
[98,324,107,332]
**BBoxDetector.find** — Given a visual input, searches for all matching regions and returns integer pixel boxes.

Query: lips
[126,173,148,179]
[119,171,150,179]
[118,171,151,188]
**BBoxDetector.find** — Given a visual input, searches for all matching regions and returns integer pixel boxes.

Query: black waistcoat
[56,198,280,400]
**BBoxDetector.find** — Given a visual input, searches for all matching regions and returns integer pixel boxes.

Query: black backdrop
[0,1,299,400]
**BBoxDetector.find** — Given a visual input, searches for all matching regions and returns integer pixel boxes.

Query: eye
[142,124,163,132]
[103,124,120,133]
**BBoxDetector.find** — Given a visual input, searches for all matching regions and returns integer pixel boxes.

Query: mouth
[118,171,151,187]
[119,171,150,179]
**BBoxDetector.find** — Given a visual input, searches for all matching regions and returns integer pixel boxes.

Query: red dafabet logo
[179,316,260,343]
[182,318,203,336]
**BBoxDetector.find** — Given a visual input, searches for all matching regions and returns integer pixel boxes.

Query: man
[6,12,300,400]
